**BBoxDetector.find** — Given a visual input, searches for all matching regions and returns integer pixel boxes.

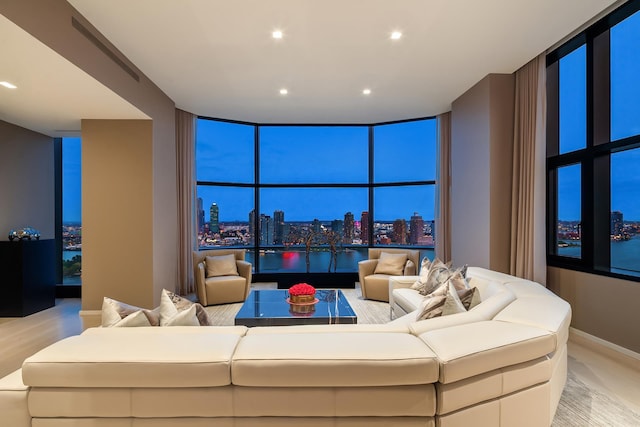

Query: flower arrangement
[288,283,316,296]
[288,283,317,305]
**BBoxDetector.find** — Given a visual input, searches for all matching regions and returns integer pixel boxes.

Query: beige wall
[548,267,640,353]
[451,74,514,272]
[81,120,154,309]
[3,0,178,311]
[0,120,55,240]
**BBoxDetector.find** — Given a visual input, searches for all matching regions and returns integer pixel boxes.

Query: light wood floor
[1,297,639,423]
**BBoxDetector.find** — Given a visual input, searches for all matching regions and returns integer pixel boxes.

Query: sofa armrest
[195,262,207,306]
[389,276,420,318]
[236,260,253,299]
[404,259,417,276]
[0,369,30,427]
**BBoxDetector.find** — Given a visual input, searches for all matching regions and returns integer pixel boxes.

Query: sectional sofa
[0,267,570,427]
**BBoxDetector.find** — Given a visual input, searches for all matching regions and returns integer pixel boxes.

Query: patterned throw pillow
[411,257,433,291]
[457,287,481,310]
[160,289,213,326]
[416,282,450,320]
[101,297,160,327]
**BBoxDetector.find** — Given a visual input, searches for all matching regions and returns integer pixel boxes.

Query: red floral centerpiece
[288,283,317,315]
[288,283,316,304]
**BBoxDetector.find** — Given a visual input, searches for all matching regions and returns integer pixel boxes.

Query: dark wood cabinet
[0,239,56,316]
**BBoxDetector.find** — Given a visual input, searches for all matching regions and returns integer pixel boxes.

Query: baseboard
[569,327,640,370]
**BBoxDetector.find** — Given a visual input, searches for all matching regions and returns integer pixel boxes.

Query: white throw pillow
[101,296,160,327]
[112,310,152,327]
[159,289,208,326]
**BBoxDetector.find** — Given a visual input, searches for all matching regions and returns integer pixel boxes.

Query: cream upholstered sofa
[0,267,570,427]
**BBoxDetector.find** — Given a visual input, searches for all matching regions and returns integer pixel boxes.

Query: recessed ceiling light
[272,30,283,39]
[362,88,372,95]
[390,31,402,40]
[0,81,17,89]
[279,88,288,95]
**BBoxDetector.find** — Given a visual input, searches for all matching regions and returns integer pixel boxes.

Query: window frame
[196,116,437,274]
[546,0,640,282]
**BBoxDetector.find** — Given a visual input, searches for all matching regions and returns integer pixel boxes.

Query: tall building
[197,197,205,232]
[331,219,344,236]
[312,218,322,233]
[360,211,369,244]
[344,212,354,244]
[260,214,274,245]
[274,210,285,244]
[248,209,256,244]
[209,203,220,233]
[393,219,407,244]
[409,212,424,245]
[611,211,623,237]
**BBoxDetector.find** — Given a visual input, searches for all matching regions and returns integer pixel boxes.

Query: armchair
[358,248,420,302]
[192,249,252,306]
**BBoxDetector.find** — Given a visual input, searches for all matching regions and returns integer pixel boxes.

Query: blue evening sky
[63,137,81,223]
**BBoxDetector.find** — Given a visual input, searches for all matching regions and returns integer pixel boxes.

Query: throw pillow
[417,258,453,296]
[457,287,481,310]
[112,310,153,327]
[415,282,449,320]
[442,283,468,316]
[160,289,213,326]
[101,297,160,327]
[411,256,434,291]
[206,254,239,277]
[373,252,408,275]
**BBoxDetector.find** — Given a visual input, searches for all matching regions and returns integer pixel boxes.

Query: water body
[557,236,640,273]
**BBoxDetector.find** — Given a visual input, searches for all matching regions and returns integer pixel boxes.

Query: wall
[450,74,514,272]
[0,120,54,240]
[2,0,177,315]
[548,267,640,353]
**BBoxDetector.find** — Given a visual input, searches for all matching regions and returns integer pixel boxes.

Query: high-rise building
[360,211,369,244]
[260,214,274,245]
[344,212,354,244]
[312,218,322,234]
[274,210,285,244]
[393,219,407,244]
[248,209,256,244]
[331,219,344,236]
[197,197,205,232]
[409,212,424,245]
[209,203,220,233]
[611,211,623,237]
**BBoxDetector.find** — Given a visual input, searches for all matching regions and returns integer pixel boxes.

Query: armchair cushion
[206,254,239,277]
[374,252,408,275]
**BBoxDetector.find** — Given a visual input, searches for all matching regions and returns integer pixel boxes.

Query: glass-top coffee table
[234,289,357,327]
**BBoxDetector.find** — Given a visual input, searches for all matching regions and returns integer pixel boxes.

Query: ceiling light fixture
[279,88,288,95]
[390,31,402,40]
[272,30,283,39]
[362,88,371,95]
[0,81,17,89]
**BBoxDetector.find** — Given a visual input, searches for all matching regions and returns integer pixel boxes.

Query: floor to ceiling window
[196,117,436,274]
[62,137,82,284]
[547,1,640,279]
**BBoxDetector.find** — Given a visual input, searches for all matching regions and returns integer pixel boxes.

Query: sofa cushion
[417,320,556,384]
[493,295,572,346]
[245,323,410,334]
[374,252,408,275]
[232,332,439,387]
[394,287,426,314]
[22,327,245,388]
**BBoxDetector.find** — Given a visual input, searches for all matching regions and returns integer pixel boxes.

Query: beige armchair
[358,248,420,302]
[192,249,252,306]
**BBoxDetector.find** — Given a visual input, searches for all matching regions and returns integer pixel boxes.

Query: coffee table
[234,289,357,327]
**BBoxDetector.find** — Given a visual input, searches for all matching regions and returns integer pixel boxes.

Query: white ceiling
[0,0,621,136]
[0,14,148,138]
